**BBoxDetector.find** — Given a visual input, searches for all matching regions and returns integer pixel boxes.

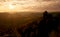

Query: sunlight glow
[0,0,57,13]
[0,0,42,13]
[8,4,14,9]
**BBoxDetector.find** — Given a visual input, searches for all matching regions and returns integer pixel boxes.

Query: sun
[8,4,14,10]
[0,0,43,13]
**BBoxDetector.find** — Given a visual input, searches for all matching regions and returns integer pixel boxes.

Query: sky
[0,0,60,12]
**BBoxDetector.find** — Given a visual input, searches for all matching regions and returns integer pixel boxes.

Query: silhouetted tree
[38,11,53,37]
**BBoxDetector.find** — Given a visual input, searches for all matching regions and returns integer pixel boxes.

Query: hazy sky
[0,0,60,12]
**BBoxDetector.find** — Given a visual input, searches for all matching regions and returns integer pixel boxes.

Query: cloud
[0,0,60,12]
[42,1,60,11]
[42,0,59,1]
[32,0,60,12]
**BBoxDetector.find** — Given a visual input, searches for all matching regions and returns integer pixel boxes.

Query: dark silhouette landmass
[0,11,60,37]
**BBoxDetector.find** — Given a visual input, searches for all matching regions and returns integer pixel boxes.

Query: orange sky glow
[0,0,60,13]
